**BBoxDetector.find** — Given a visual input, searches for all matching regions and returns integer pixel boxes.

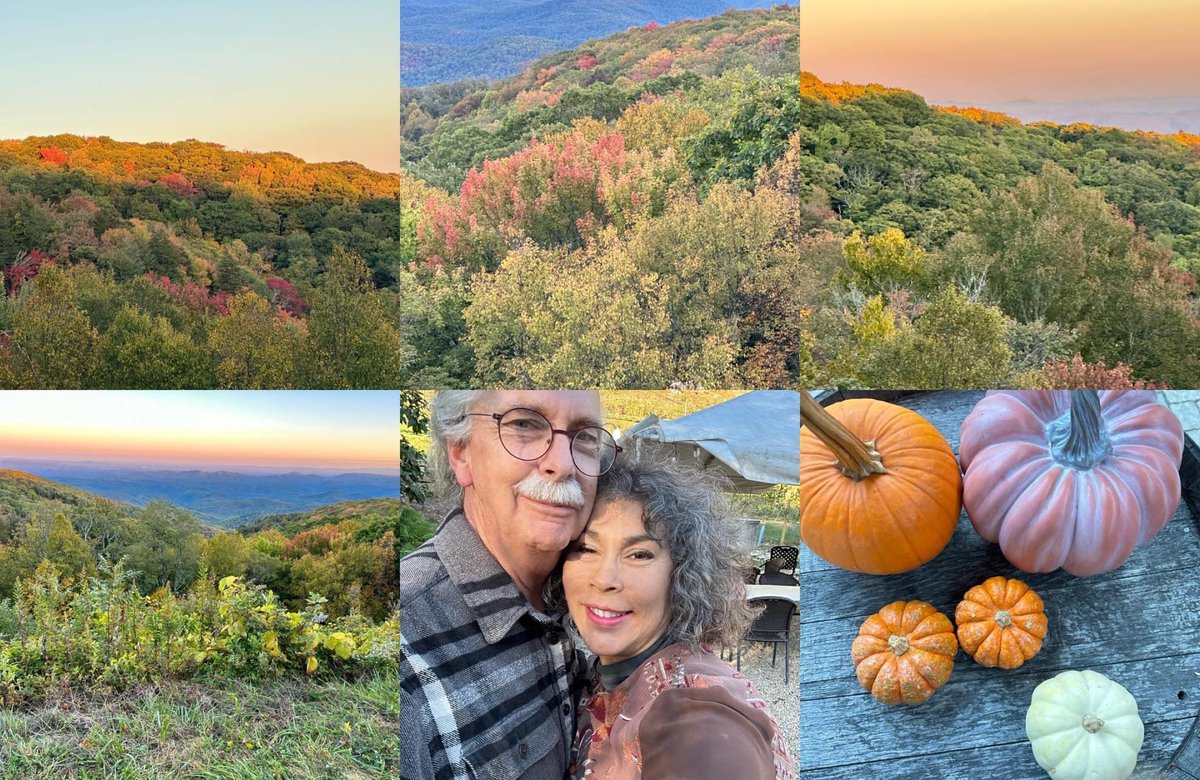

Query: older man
[400,390,619,780]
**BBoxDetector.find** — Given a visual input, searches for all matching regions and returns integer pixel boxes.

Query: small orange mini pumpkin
[955,576,1047,669]
[851,600,958,705]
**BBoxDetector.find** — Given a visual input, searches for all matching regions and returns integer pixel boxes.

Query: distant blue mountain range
[2,460,400,527]
[401,0,783,86]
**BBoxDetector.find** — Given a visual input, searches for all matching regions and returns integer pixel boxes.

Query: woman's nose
[593,557,622,591]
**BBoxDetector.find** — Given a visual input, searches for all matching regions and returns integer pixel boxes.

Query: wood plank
[801,654,1200,771]
[800,390,1200,777]
[798,717,1196,780]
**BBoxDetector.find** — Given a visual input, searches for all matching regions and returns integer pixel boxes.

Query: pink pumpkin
[959,390,1183,576]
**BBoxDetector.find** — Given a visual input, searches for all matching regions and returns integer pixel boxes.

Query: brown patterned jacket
[572,643,794,780]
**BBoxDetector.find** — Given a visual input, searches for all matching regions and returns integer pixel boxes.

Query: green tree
[97,306,213,388]
[842,228,929,295]
[208,291,305,388]
[199,531,250,580]
[306,248,406,388]
[114,500,203,594]
[0,513,97,597]
[1,264,98,388]
[147,227,187,280]
[862,285,1013,388]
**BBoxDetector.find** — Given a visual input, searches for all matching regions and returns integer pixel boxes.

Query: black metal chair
[768,545,799,574]
[757,571,798,586]
[736,597,796,684]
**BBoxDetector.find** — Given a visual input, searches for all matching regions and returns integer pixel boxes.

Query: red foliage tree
[158,172,198,196]
[38,146,69,166]
[576,54,598,70]
[5,250,52,296]
[1040,353,1166,389]
[284,524,347,559]
[418,134,631,269]
[146,271,233,316]
[266,276,308,316]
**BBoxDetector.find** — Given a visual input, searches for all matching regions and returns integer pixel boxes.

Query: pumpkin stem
[801,390,888,481]
[1047,390,1112,470]
[888,635,909,655]
[994,610,1012,628]
[1082,714,1104,733]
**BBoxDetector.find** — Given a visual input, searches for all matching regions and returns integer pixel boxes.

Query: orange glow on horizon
[803,0,1200,104]
[0,392,399,473]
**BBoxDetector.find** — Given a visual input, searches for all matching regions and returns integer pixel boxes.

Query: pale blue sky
[0,1,399,172]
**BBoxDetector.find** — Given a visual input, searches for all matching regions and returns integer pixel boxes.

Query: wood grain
[801,390,1200,779]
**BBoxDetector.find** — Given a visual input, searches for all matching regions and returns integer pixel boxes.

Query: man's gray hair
[428,390,489,503]
[566,453,760,649]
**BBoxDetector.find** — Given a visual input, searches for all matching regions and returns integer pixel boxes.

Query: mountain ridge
[0,462,398,527]
[401,0,785,86]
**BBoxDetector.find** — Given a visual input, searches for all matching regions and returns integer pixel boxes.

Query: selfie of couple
[400,390,795,780]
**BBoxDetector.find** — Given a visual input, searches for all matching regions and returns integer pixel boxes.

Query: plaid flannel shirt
[400,509,585,780]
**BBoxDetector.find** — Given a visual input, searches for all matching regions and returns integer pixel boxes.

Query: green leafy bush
[0,564,396,707]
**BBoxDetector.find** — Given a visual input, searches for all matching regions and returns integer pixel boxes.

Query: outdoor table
[800,390,1200,779]
[746,584,799,606]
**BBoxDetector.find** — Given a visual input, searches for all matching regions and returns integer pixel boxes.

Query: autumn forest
[398,5,1200,389]
[0,136,404,389]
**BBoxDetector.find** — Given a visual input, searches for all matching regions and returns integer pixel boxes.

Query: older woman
[558,457,795,780]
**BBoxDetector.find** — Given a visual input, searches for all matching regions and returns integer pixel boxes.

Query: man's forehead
[484,390,604,424]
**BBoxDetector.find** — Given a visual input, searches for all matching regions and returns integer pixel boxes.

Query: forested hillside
[0,136,403,389]
[402,4,1200,388]
[796,72,1200,387]
[401,6,802,387]
[401,0,782,86]
[0,471,399,620]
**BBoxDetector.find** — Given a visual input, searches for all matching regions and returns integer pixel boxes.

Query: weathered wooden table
[800,390,1200,779]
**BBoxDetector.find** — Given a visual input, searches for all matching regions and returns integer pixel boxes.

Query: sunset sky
[0,392,399,474]
[803,0,1200,132]
[0,1,398,172]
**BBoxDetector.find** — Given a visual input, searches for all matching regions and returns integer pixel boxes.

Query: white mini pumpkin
[1026,670,1144,780]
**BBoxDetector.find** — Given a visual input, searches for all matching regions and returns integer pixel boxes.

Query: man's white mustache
[514,472,586,508]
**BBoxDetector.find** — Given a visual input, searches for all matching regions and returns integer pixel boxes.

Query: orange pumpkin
[851,600,958,706]
[801,391,963,574]
[955,576,1047,669]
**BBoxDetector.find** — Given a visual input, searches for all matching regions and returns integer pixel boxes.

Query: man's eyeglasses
[464,407,621,477]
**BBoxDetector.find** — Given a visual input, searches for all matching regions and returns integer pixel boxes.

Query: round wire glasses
[465,407,621,477]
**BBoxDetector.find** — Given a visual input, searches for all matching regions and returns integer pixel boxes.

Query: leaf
[306,656,318,675]
[323,631,356,660]
[262,631,284,660]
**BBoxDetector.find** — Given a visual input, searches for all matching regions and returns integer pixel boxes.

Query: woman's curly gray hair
[566,453,760,649]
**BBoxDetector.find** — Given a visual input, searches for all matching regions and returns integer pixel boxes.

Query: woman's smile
[584,605,632,626]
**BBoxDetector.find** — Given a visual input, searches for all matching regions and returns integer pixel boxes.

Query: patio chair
[736,597,796,684]
[757,571,798,586]
[768,545,799,574]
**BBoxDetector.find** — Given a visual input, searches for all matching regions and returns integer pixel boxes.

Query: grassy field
[0,673,398,779]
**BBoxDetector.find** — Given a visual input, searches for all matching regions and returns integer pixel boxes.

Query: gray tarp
[619,390,799,493]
